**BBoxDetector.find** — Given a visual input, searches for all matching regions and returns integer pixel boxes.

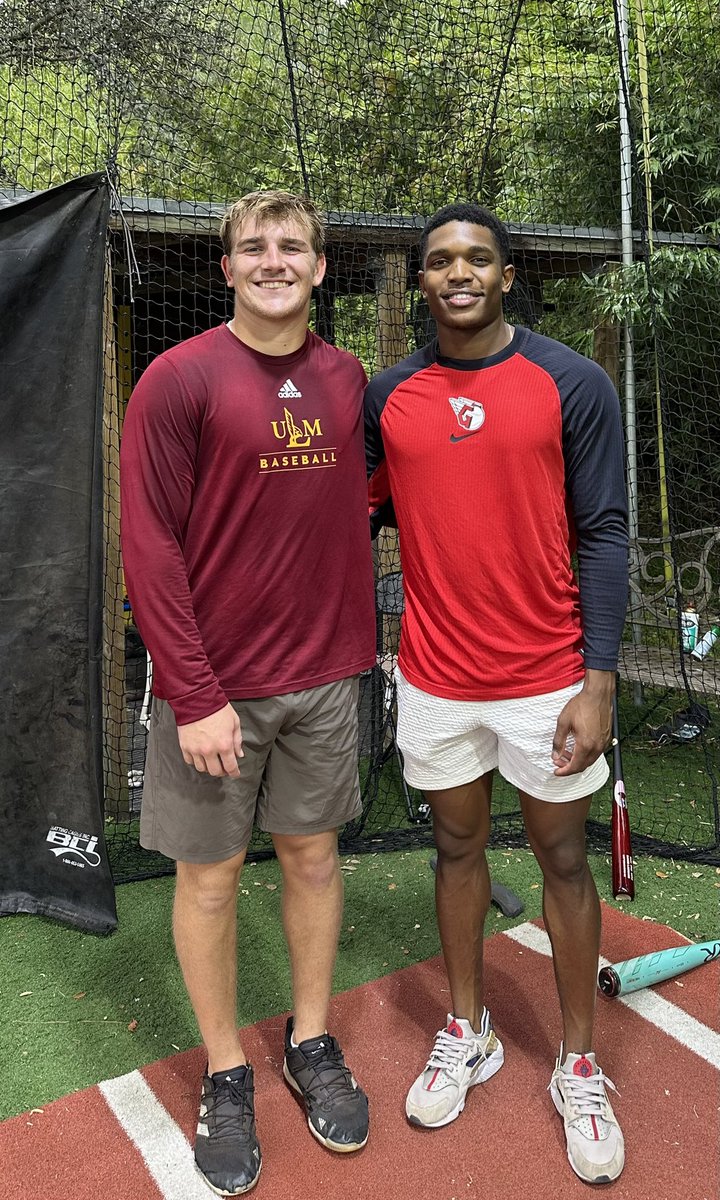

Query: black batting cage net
[1,0,718,900]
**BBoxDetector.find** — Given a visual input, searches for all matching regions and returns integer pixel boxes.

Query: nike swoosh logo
[449,430,481,443]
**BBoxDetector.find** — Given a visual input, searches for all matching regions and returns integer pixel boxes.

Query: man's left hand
[551,669,615,776]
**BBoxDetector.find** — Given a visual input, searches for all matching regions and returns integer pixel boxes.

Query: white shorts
[395,670,609,803]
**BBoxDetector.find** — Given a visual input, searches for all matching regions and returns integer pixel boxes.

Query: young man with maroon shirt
[366,203,629,1185]
[121,191,375,1195]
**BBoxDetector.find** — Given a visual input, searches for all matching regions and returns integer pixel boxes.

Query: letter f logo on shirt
[448,396,485,442]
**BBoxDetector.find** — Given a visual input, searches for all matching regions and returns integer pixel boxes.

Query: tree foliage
[1,0,718,529]
[2,0,718,228]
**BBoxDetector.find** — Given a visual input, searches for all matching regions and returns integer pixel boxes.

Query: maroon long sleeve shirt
[121,324,376,724]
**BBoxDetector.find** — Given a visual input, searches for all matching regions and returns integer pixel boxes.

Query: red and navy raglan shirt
[121,325,376,725]
[365,326,629,701]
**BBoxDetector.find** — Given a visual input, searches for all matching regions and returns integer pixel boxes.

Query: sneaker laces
[426,1027,480,1075]
[300,1042,357,1106]
[205,1076,255,1139]
[551,1067,619,1121]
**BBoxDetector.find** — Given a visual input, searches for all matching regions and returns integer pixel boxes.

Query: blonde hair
[219,190,325,258]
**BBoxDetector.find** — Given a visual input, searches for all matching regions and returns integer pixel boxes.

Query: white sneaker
[549,1048,625,1184]
[406,1011,504,1128]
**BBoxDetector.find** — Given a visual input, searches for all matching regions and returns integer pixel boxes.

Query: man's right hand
[177,703,244,777]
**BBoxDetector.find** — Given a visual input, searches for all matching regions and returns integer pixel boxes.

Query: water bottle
[691,625,720,661]
[680,606,699,652]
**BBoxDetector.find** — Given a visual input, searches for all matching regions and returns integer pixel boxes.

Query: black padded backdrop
[0,174,117,933]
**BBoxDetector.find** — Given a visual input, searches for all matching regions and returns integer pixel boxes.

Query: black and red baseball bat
[611,692,634,899]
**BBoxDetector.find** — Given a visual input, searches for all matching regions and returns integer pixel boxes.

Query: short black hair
[420,203,512,268]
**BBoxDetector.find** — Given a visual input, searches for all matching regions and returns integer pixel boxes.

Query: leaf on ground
[655,871,669,878]
[73,992,86,1000]
[265,883,278,891]
[19,991,32,997]
[128,1019,139,1032]
[388,883,397,890]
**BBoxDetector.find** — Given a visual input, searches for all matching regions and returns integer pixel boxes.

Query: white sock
[290,1028,327,1048]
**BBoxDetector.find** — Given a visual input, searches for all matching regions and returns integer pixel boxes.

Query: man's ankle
[290,1021,327,1046]
[207,1050,247,1075]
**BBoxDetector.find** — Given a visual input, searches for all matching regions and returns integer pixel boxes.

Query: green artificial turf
[612,686,719,850]
[2,846,718,1120]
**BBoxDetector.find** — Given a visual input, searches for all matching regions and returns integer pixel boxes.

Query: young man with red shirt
[366,203,629,1185]
[121,191,375,1195]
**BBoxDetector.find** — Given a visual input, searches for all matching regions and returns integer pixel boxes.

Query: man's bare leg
[173,849,247,1074]
[273,828,368,1153]
[426,772,494,1030]
[520,791,599,1051]
[404,773,500,1130]
[272,829,343,1042]
[523,791,624,1183]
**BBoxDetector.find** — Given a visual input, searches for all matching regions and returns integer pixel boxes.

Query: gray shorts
[139,676,362,863]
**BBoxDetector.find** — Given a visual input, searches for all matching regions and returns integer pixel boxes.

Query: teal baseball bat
[598,939,720,997]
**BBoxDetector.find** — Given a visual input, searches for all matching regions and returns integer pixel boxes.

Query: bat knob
[597,966,620,997]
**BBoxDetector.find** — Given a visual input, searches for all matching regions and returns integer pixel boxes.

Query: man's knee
[433,814,489,861]
[532,832,588,882]
[275,832,339,891]
[175,854,245,916]
[522,793,591,882]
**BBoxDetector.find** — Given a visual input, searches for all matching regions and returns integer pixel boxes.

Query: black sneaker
[283,1017,369,1152]
[194,1064,262,1196]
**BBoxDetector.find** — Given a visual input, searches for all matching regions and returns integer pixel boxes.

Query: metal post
[618,0,643,704]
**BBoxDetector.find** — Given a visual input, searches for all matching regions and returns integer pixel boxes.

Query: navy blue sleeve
[364,375,395,537]
[560,358,629,669]
[365,348,431,537]
[524,333,629,670]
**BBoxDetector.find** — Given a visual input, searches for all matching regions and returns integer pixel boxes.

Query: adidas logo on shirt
[278,378,302,399]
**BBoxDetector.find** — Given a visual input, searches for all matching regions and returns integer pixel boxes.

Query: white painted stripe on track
[503,921,720,1070]
[99,1070,213,1200]
[503,920,555,958]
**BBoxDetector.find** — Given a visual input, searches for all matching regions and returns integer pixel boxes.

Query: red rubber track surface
[1,905,717,1200]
